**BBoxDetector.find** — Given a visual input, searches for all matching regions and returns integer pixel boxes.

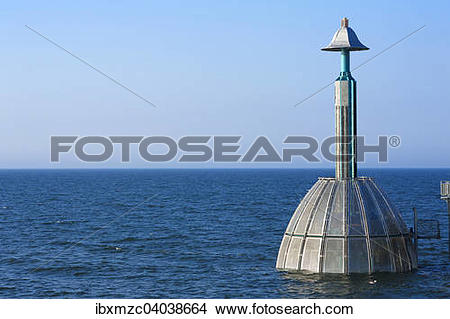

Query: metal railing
[412,207,442,265]
[439,181,450,256]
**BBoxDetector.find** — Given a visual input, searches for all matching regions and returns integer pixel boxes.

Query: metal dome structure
[276,177,417,273]
[276,18,417,274]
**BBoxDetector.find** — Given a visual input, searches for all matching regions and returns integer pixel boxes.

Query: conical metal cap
[322,18,369,51]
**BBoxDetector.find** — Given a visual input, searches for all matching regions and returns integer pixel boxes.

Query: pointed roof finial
[321,17,369,51]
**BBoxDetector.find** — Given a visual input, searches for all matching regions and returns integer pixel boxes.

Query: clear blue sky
[1,0,449,168]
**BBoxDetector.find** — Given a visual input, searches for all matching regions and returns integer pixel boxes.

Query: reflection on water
[281,271,424,298]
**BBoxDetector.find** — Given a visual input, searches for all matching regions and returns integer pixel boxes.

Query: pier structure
[440,181,450,254]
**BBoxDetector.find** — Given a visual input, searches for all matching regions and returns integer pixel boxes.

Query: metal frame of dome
[276,18,417,274]
[276,177,417,273]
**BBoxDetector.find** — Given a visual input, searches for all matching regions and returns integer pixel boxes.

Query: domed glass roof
[276,177,417,273]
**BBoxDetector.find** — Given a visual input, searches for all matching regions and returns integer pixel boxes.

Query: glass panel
[405,237,417,269]
[327,182,344,236]
[285,237,303,270]
[367,181,401,235]
[286,181,322,233]
[348,237,369,273]
[391,205,408,233]
[323,238,344,273]
[370,237,393,272]
[358,181,385,236]
[377,186,408,233]
[276,235,290,269]
[308,181,334,235]
[294,181,324,235]
[301,238,321,272]
[390,237,409,272]
[348,183,364,236]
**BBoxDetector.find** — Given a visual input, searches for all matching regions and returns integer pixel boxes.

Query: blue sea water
[0,168,449,298]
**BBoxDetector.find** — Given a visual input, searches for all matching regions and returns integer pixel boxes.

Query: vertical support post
[335,49,357,180]
[447,199,450,256]
[413,207,418,263]
[341,50,350,73]
[439,182,449,257]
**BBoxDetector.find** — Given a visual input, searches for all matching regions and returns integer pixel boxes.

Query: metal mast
[322,17,369,179]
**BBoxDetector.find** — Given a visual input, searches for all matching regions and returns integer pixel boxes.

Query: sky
[0,0,449,168]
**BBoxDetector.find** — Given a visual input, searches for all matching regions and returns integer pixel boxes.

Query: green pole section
[336,49,356,179]
[341,50,350,74]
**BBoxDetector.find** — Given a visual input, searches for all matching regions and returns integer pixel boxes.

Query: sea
[0,168,449,298]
